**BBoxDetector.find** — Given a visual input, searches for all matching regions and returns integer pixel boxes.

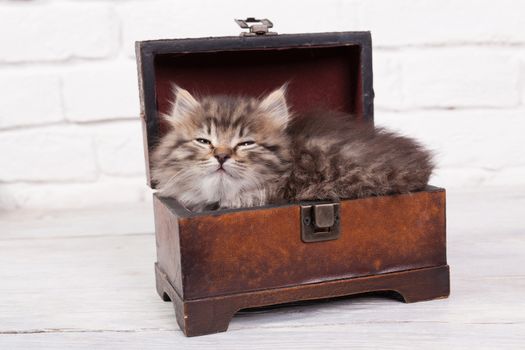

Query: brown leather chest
[136,22,449,337]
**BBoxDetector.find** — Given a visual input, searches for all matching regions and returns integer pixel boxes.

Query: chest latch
[301,203,341,243]
[235,18,277,36]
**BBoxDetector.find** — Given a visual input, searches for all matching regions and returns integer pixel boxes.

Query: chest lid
[136,19,374,188]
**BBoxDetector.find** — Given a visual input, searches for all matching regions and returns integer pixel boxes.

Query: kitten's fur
[151,85,433,211]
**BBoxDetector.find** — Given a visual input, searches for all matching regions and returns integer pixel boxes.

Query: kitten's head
[152,84,292,211]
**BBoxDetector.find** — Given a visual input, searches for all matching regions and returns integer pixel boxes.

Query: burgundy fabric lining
[153,45,362,136]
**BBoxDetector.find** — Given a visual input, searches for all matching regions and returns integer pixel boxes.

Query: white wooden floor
[1,188,524,349]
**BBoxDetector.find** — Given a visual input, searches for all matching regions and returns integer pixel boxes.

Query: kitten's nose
[214,153,230,165]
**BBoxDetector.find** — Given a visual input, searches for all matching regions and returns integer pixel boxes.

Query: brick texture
[89,121,146,177]
[0,0,524,210]
[353,0,525,47]
[62,61,139,122]
[0,3,118,62]
[0,71,63,129]
[401,49,521,108]
[0,126,98,182]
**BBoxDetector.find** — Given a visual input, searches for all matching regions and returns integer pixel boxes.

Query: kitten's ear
[258,84,290,128]
[166,84,200,124]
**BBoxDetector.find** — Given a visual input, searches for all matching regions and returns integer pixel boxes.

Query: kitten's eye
[237,140,255,147]
[195,138,212,145]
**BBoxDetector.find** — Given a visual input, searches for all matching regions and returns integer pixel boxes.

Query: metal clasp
[235,18,277,36]
[301,203,341,243]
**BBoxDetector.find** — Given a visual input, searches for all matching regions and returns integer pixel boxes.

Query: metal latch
[301,203,341,243]
[235,18,277,36]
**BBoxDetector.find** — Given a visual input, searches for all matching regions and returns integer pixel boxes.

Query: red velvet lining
[154,45,362,135]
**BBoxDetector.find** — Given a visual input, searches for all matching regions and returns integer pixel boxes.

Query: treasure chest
[135,18,449,337]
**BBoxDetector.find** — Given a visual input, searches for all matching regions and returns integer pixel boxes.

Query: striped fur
[151,85,434,211]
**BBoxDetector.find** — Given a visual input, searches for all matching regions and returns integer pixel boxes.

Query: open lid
[136,28,374,188]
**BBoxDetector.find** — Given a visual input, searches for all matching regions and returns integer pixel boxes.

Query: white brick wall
[0,0,524,211]
[0,2,119,62]
[0,126,98,182]
[402,49,521,108]
[0,72,63,128]
[62,62,139,122]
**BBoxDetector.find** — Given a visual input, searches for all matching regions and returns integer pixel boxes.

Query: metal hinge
[301,203,341,243]
[235,18,277,37]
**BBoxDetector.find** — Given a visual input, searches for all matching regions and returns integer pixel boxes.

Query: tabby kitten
[151,85,433,212]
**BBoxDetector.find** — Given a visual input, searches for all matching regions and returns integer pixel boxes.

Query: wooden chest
[136,23,449,337]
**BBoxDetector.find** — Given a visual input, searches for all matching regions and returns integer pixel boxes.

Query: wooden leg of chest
[155,263,236,336]
[394,265,451,303]
[155,263,450,337]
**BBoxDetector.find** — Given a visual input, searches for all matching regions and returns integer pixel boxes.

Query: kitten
[151,85,434,211]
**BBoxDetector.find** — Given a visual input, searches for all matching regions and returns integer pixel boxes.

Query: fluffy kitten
[151,85,433,211]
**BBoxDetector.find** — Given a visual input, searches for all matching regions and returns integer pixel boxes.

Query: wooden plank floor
[1,188,524,349]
